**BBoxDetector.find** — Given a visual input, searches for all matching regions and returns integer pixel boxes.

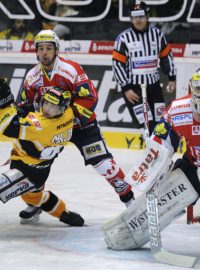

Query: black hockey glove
[17,101,35,117]
[0,79,14,108]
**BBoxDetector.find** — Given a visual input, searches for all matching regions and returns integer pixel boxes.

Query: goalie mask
[190,72,200,114]
[42,86,71,118]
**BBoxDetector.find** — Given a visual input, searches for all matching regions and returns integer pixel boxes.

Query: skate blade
[20,215,40,225]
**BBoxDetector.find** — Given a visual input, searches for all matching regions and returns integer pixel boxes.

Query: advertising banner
[0,61,146,149]
[0,52,197,150]
[0,62,169,128]
[1,40,200,60]
[1,0,200,23]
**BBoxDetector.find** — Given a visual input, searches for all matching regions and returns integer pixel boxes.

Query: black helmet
[129,0,150,17]
[43,86,71,110]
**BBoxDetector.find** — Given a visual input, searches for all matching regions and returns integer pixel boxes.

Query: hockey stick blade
[154,249,197,268]
[147,189,198,268]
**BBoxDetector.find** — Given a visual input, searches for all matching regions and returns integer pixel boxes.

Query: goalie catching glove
[0,79,14,108]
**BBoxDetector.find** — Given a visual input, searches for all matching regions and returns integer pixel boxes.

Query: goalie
[0,79,84,226]
[102,70,200,250]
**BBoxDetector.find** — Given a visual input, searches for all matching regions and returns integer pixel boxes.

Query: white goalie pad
[102,168,198,250]
[125,139,173,192]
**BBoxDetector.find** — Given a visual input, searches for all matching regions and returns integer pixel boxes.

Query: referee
[112,0,176,134]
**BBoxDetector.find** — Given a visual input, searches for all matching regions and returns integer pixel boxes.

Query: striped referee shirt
[112,25,176,90]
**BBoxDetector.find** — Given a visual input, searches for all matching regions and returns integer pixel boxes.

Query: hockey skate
[120,190,135,208]
[19,204,42,224]
[59,211,84,226]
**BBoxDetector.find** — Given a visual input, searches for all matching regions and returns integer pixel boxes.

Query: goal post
[187,200,200,224]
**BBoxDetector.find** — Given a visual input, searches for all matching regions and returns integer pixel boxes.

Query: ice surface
[0,142,199,270]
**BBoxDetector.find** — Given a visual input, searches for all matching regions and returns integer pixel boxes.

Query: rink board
[102,129,186,153]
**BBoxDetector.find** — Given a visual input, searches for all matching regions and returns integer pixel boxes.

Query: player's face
[191,87,200,122]
[42,100,62,118]
[131,16,148,31]
[36,43,58,68]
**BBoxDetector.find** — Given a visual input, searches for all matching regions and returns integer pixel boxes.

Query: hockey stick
[141,84,149,140]
[147,183,197,268]
[141,84,197,268]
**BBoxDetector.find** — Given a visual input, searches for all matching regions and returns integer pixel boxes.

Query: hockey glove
[0,79,14,108]
[40,146,64,160]
[17,101,35,117]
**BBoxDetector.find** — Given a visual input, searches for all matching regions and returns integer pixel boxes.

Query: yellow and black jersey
[0,105,74,165]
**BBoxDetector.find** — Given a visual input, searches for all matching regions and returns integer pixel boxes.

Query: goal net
[187,200,200,224]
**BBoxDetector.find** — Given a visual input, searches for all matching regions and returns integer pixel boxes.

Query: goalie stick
[147,182,197,268]
[141,84,198,268]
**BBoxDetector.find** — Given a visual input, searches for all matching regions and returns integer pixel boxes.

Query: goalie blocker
[102,168,198,250]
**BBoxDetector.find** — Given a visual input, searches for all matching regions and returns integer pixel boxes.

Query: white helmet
[190,71,200,113]
[34,30,60,48]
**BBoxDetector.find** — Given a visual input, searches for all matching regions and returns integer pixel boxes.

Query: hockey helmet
[190,70,200,114]
[129,0,150,17]
[43,86,71,112]
[34,30,60,48]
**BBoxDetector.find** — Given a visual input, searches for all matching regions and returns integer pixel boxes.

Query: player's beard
[37,53,57,67]
[41,56,56,67]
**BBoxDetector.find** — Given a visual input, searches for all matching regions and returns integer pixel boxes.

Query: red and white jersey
[163,94,200,167]
[21,56,98,127]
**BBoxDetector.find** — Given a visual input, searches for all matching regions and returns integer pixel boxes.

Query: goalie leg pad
[102,168,198,250]
[101,215,138,250]
[0,169,36,203]
[125,139,173,192]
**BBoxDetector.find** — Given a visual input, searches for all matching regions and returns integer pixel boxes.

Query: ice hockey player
[102,70,200,250]
[18,29,134,223]
[0,79,84,227]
